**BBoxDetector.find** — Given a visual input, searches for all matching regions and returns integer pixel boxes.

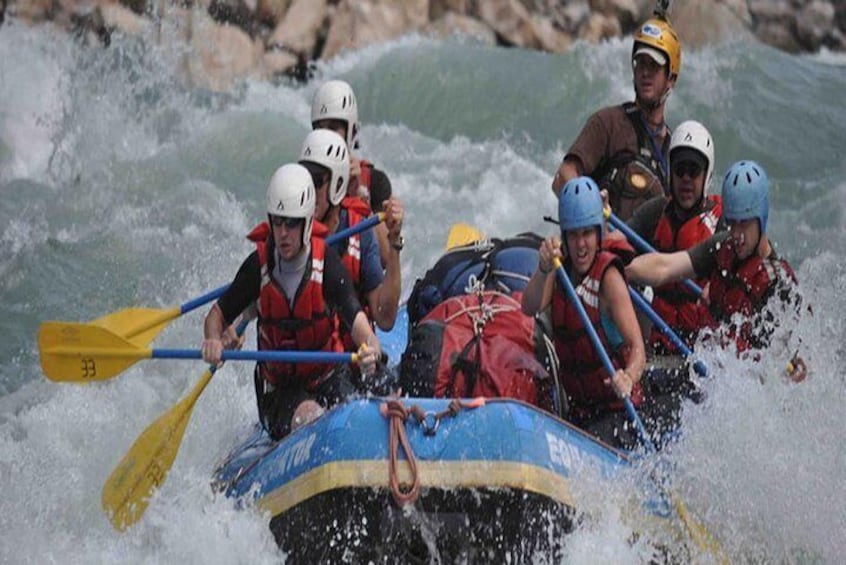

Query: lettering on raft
[545,432,584,474]
[277,432,317,475]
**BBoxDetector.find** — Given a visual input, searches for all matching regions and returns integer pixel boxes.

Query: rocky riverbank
[4,0,845,91]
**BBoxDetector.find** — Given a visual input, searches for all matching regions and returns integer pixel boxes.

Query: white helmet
[299,129,350,207]
[669,120,715,196]
[311,80,359,149]
[265,163,316,248]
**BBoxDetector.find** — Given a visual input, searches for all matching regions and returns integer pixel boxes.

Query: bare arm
[202,304,226,364]
[369,196,403,330]
[522,236,561,316]
[552,157,583,196]
[350,311,381,375]
[602,268,645,382]
[625,250,695,287]
[601,267,645,398]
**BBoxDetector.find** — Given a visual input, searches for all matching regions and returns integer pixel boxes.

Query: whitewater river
[2,21,845,563]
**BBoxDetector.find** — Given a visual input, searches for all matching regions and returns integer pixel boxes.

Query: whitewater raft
[212,238,675,561]
[212,392,674,561]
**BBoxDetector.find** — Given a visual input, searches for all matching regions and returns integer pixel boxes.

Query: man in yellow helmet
[552,17,682,221]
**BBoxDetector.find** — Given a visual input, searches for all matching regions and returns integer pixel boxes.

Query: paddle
[77,213,385,349]
[604,211,704,297]
[39,321,357,382]
[101,320,254,530]
[445,222,485,250]
[627,287,709,378]
[553,257,725,559]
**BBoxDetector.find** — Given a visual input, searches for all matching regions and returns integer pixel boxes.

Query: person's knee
[291,400,325,432]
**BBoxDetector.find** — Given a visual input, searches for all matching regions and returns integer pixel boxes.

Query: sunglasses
[672,160,704,179]
[270,215,305,229]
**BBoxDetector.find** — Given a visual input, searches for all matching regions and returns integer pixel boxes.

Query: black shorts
[254,365,357,440]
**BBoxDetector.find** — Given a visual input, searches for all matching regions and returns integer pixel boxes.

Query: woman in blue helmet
[626,161,807,382]
[523,177,647,449]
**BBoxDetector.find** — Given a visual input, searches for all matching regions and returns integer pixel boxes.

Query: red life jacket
[247,222,342,388]
[650,195,722,350]
[551,251,643,417]
[707,240,798,352]
[333,196,373,351]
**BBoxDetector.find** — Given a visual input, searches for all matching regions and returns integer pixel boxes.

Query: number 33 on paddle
[37,321,357,382]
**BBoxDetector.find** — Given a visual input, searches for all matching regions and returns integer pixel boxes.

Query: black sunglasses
[672,160,704,179]
[270,215,305,229]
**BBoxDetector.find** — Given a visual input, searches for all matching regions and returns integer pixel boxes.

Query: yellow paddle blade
[91,307,181,347]
[103,369,214,531]
[38,322,150,382]
[446,223,485,250]
[672,493,728,563]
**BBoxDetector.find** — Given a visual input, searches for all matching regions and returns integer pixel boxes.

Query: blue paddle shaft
[152,349,354,364]
[554,265,655,453]
[627,288,709,378]
[178,214,384,315]
[607,213,703,297]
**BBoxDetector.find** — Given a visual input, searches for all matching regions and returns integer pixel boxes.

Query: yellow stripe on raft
[257,460,575,517]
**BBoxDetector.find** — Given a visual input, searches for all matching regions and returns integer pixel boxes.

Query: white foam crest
[0,319,281,563]
[311,33,434,79]
[359,124,556,283]
[809,47,846,66]
[662,254,846,562]
[0,25,73,183]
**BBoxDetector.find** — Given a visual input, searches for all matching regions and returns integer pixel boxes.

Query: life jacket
[550,251,644,418]
[593,102,670,220]
[247,222,342,388]
[332,196,373,351]
[399,291,549,410]
[649,195,722,351]
[707,241,798,353]
[407,233,543,327]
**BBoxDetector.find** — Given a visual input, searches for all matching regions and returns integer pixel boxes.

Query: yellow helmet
[632,18,681,80]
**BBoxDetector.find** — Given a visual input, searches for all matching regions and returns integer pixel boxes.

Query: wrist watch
[391,235,404,251]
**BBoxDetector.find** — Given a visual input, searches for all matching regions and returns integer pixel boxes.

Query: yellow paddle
[102,363,217,530]
[445,223,485,250]
[38,321,356,382]
[59,214,387,352]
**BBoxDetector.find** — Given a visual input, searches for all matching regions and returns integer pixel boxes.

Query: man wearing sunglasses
[201,163,382,440]
[552,16,682,220]
[623,121,723,355]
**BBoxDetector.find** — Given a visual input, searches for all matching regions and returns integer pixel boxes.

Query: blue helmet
[559,176,604,242]
[722,160,769,233]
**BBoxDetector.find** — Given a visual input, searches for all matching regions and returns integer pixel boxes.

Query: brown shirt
[565,104,668,220]
[565,105,639,176]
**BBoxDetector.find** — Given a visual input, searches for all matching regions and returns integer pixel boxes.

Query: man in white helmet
[311,79,402,267]
[552,16,682,220]
[298,129,402,349]
[201,163,382,440]
[622,120,723,354]
[604,120,724,422]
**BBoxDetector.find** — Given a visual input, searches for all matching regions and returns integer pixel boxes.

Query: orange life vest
[650,195,722,350]
[551,251,643,417]
[247,222,342,388]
